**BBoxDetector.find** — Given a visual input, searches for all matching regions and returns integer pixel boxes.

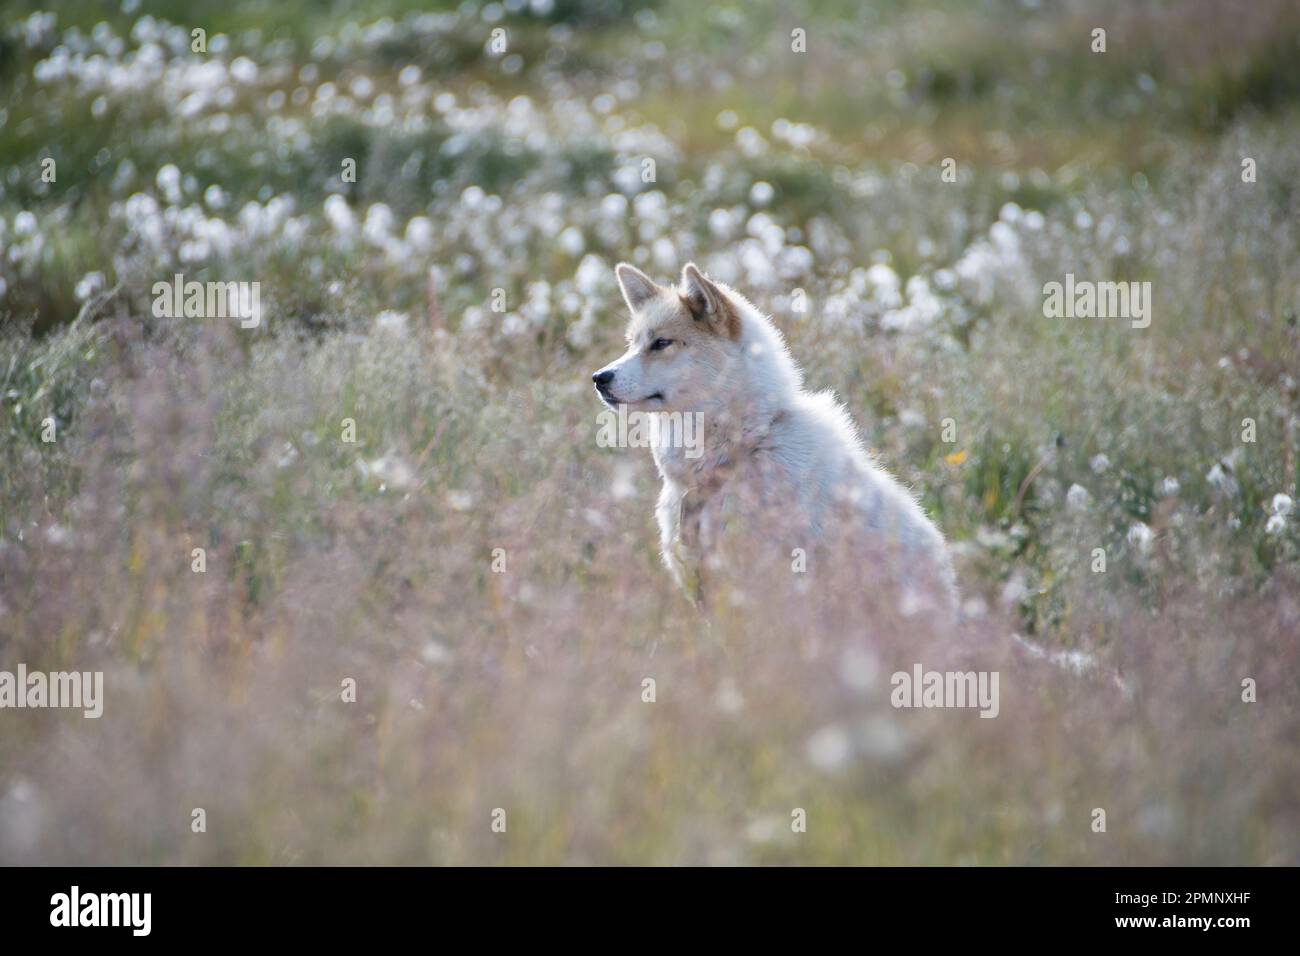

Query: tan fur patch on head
[681,290,741,340]
[625,292,739,348]
[618,262,744,345]
[679,263,741,340]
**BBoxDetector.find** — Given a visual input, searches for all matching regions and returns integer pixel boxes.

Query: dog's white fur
[593,262,957,617]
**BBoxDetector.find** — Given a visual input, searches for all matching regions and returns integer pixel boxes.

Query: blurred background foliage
[0,0,1298,864]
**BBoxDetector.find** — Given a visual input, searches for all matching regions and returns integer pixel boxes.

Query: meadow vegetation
[1,0,1297,863]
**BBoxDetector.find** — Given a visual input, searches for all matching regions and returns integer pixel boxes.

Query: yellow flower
[945,449,968,467]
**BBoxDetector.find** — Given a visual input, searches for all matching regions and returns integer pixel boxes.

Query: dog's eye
[649,338,673,351]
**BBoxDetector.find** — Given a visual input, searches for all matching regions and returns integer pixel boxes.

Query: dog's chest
[656,450,752,577]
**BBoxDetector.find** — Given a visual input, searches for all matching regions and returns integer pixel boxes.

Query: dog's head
[591,262,742,414]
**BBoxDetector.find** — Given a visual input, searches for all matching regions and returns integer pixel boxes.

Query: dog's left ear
[615,262,661,312]
[681,263,739,338]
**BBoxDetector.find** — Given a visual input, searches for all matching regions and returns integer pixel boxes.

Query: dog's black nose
[592,370,614,387]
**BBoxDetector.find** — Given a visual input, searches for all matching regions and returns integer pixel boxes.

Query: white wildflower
[1127,522,1154,554]
[1066,483,1091,511]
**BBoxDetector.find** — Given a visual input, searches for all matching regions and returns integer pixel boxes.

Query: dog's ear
[681,263,740,338]
[615,263,662,312]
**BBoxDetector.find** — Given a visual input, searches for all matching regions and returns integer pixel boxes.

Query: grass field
[1,0,1298,864]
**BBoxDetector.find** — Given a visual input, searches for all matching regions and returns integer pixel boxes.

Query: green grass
[1,0,1298,865]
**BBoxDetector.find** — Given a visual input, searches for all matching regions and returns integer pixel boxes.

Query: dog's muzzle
[592,369,616,403]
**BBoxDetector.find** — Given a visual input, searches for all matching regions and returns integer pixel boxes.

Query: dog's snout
[592,369,615,387]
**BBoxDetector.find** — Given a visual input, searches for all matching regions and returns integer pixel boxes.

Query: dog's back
[730,386,959,619]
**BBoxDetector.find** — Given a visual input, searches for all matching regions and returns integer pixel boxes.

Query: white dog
[593,262,957,620]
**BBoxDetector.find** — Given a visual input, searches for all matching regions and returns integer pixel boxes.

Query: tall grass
[1,0,1298,864]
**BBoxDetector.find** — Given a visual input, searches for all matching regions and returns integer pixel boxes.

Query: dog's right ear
[681,262,740,338]
[615,263,661,312]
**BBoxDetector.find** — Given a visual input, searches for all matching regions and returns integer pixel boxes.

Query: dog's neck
[651,402,784,490]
